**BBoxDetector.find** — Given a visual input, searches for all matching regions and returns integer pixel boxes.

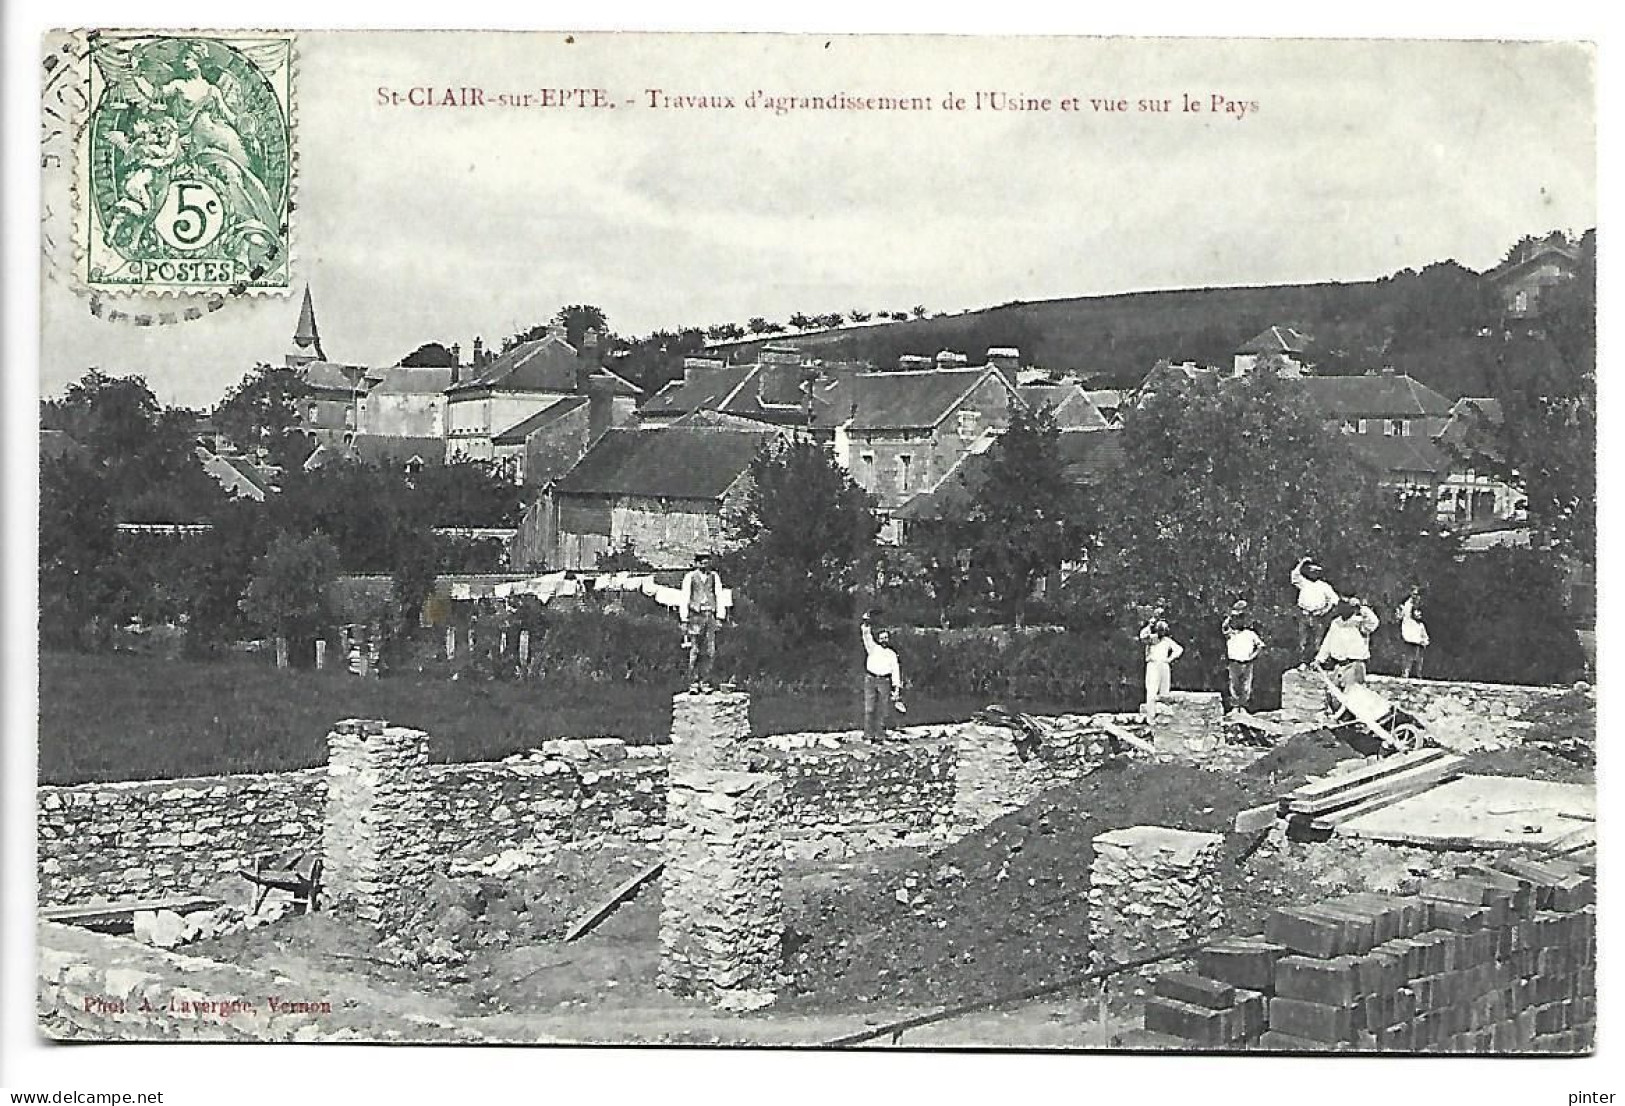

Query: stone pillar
[660,766,785,1011]
[951,720,1047,832]
[1280,667,1324,723]
[518,630,531,666]
[1088,825,1225,987]
[670,690,751,773]
[323,719,434,927]
[1151,691,1223,758]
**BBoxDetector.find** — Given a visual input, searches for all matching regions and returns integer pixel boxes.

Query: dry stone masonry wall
[1088,825,1226,985]
[1132,853,1597,1052]
[1280,669,1575,752]
[323,720,436,926]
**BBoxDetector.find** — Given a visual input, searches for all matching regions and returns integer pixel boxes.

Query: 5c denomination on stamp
[78,31,294,294]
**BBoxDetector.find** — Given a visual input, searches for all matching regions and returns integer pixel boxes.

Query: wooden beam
[1286,747,1447,803]
[1233,802,1280,834]
[1093,718,1156,755]
[40,895,222,928]
[563,860,665,942]
[1308,772,1466,831]
[1286,755,1464,817]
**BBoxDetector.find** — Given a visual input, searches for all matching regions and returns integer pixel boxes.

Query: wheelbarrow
[236,850,323,915]
[1315,669,1427,755]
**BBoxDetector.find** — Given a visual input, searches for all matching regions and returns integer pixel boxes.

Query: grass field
[38,651,1040,785]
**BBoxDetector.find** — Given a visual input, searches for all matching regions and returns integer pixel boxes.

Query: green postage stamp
[77,31,294,293]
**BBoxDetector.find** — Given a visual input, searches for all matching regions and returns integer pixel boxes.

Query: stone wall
[323,721,435,926]
[37,741,669,907]
[38,709,1179,906]
[659,768,785,1010]
[1089,826,1226,986]
[1132,853,1597,1053]
[1280,669,1574,752]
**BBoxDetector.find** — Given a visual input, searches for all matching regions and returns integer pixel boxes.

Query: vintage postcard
[32,27,1595,1068]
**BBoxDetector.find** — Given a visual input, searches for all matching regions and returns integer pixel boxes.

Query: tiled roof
[1435,397,1505,462]
[1019,383,1111,430]
[298,361,369,393]
[1297,374,1453,419]
[1056,428,1127,484]
[491,396,590,445]
[552,428,775,500]
[369,366,454,395]
[1238,325,1312,355]
[847,368,1012,432]
[1346,434,1451,477]
[640,363,857,429]
[450,335,641,396]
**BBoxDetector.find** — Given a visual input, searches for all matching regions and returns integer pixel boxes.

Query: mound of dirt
[782,760,1285,1011]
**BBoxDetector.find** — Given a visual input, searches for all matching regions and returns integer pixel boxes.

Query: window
[957,409,981,439]
[343,407,355,430]
[307,403,319,424]
[860,452,875,485]
[1339,419,1359,434]
[897,454,913,493]
[1385,419,1409,437]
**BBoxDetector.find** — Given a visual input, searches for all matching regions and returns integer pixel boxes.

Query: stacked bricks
[659,767,786,1011]
[1089,826,1226,984]
[1150,691,1224,759]
[322,719,436,927]
[660,690,786,1011]
[1135,854,1596,1053]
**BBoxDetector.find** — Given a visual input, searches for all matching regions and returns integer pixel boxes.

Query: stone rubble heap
[952,714,1140,832]
[322,719,436,928]
[1088,825,1226,989]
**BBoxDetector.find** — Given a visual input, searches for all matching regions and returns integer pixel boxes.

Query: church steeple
[286,284,326,366]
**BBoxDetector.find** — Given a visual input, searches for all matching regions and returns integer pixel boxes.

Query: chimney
[586,375,614,441]
[987,346,1021,374]
[1380,365,1397,375]
[545,323,568,342]
[897,354,932,373]
[473,336,484,364]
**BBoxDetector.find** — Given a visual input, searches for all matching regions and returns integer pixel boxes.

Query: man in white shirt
[1315,597,1380,709]
[1290,556,1341,667]
[861,609,904,740]
[678,553,725,691]
[1222,603,1265,714]
[1396,587,1430,678]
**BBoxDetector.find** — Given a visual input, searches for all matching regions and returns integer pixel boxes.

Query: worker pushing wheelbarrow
[1315,668,1428,755]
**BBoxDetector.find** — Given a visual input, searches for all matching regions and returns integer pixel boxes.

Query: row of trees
[718,367,1587,690]
[40,370,524,656]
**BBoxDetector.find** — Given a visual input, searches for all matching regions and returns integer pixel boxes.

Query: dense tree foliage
[211,363,313,472]
[721,439,881,642]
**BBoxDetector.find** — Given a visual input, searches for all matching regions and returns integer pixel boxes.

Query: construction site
[36,668,1595,1051]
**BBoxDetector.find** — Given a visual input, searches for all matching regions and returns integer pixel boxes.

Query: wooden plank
[1227,710,1294,738]
[1308,772,1461,831]
[1286,747,1447,803]
[1287,756,1464,817]
[1093,718,1156,755]
[563,860,665,942]
[1233,802,1280,834]
[39,895,221,926]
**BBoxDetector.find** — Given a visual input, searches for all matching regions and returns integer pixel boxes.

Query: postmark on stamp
[77,31,293,294]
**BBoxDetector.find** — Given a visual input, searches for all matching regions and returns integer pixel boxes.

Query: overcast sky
[40,33,1595,409]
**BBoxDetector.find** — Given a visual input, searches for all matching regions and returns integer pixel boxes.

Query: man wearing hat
[678,552,726,691]
[1222,600,1265,714]
[1290,556,1340,667]
[860,608,906,739]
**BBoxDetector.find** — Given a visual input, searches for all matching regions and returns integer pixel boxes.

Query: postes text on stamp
[79,31,293,293]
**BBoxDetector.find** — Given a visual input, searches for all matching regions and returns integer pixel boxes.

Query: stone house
[1233,324,1313,377]
[522,427,778,570]
[1433,397,1525,524]
[358,366,452,438]
[841,366,1023,514]
[1485,237,1580,319]
[445,326,639,463]
[638,352,862,441]
[1299,370,1453,440]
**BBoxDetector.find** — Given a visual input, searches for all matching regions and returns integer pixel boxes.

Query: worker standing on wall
[678,552,726,692]
[861,608,906,740]
[1222,601,1265,715]
[1290,556,1340,667]
[1315,597,1380,710]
